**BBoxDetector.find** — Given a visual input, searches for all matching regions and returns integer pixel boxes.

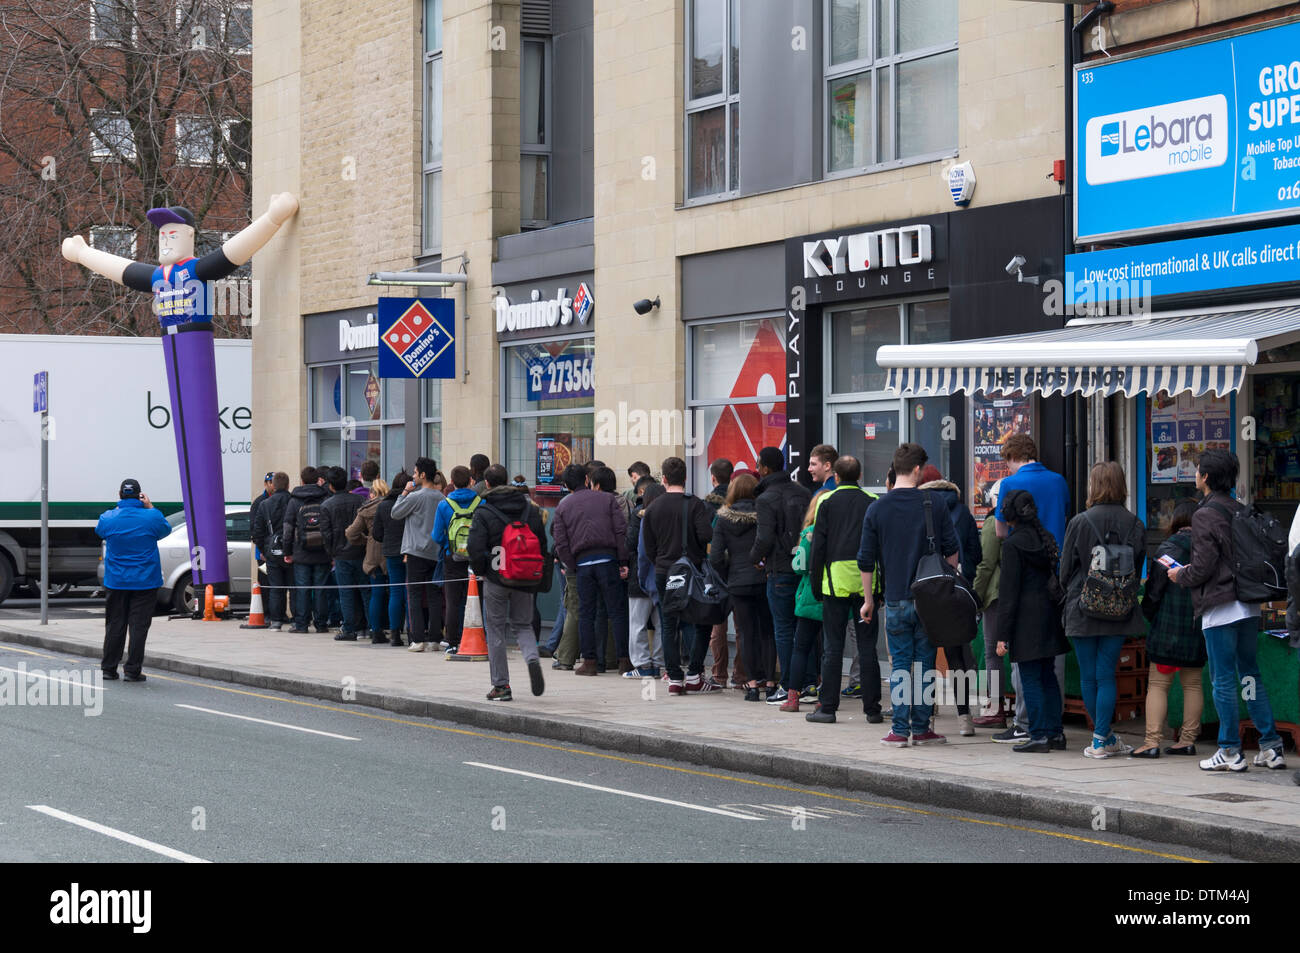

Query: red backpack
[485,502,545,585]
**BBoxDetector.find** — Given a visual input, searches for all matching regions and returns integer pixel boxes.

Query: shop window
[422,0,443,254]
[502,338,595,485]
[423,378,442,470]
[310,361,406,480]
[824,0,957,174]
[688,316,786,489]
[685,0,739,199]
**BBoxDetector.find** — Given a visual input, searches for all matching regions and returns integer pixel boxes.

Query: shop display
[1252,373,1300,508]
[970,392,1033,520]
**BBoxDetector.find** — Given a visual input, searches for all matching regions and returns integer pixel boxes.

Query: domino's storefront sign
[1076,19,1300,241]
[377,297,455,379]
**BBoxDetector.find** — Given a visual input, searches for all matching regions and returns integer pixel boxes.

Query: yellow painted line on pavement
[0,645,59,660]
[142,670,1208,863]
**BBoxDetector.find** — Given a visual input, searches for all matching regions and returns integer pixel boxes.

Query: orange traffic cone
[240,583,269,629]
[449,571,489,661]
[203,584,216,621]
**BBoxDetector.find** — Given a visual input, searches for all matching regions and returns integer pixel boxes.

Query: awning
[879,303,1300,398]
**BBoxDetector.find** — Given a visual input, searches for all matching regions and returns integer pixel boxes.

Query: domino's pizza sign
[377,297,455,379]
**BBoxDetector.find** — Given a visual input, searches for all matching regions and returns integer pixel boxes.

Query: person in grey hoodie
[392,456,445,651]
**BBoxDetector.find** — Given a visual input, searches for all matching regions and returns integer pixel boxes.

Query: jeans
[577,562,629,662]
[443,558,470,648]
[264,558,290,625]
[981,602,1003,703]
[291,562,330,631]
[385,557,407,634]
[1071,634,1125,740]
[366,569,388,633]
[482,579,540,689]
[333,558,367,635]
[820,594,881,715]
[732,593,775,684]
[656,572,711,681]
[788,616,822,695]
[1013,655,1066,731]
[1203,617,1281,752]
[102,588,156,677]
[1017,656,1063,740]
[767,573,803,689]
[884,599,937,737]
[406,554,443,644]
[544,600,565,652]
[325,569,342,626]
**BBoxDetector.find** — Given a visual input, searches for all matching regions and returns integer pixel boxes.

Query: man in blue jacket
[96,479,171,681]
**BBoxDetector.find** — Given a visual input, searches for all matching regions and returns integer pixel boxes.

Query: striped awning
[879,304,1300,398]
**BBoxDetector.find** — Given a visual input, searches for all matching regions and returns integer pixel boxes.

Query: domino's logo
[1099,122,1120,157]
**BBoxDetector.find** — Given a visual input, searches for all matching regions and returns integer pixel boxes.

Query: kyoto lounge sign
[802,224,933,277]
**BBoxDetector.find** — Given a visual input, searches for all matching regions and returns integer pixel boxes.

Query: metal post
[40,404,48,626]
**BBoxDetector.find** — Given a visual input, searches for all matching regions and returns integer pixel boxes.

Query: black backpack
[777,484,810,560]
[264,494,290,558]
[909,492,978,648]
[297,500,327,553]
[661,495,729,625]
[1077,509,1139,621]
[1206,499,1288,603]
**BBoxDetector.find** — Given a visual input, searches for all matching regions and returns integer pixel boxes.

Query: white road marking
[464,761,762,820]
[174,704,359,740]
[0,664,107,689]
[27,805,210,863]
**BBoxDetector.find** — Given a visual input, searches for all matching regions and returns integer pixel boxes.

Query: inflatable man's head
[146,206,197,265]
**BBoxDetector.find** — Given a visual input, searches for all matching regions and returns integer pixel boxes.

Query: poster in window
[702,320,787,476]
[536,433,572,485]
[970,392,1034,520]
[1150,396,1178,484]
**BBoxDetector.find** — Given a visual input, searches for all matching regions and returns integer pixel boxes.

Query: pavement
[1,643,1235,863]
[1,608,1298,862]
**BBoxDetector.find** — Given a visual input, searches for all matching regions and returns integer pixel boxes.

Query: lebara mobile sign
[1075,20,1300,241]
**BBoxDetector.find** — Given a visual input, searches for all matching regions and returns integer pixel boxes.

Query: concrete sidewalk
[3,613,1298,862]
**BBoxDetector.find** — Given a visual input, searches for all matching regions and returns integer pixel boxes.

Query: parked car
[99,505,260,613]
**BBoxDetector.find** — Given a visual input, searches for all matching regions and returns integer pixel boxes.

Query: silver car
[100,504,258,613]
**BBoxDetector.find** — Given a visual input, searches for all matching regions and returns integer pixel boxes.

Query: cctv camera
[1005,255,1027,276]
[633,296,660,316]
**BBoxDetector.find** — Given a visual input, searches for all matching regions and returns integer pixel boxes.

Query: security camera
[633,296,661,316]
[1005,255,1027,276]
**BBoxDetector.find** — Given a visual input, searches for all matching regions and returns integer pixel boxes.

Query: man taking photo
[96,479,171,681]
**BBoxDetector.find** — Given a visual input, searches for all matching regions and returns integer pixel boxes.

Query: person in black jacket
[283,467,332,634]
[251,471,291,629]
[996,490,1069,753]
[642,456,717,694]
[321,468,367,640]
[710,472,771,701]
[468,465,551,700]
[371,472,409,646]
[750,446,813,706]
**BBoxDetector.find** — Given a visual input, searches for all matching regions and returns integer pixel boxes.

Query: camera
[1005,255,1027,276]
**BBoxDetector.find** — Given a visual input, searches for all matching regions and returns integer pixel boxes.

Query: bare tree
[0,0,252,337]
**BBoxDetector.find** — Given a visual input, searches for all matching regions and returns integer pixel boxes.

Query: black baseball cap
[146,206,196,229]
[119,478,141,499]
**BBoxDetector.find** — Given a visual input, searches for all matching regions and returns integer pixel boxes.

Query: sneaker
[290,626,309,634]
[841,682,863,699]
[971,713,1007,728]
[764,687,789,706]
[268,623,283,631]
[958,713,975,737]
[910,730,947,746]
[1048,734,1068,750]
[444,645,459,657]
[992,726,1030,745]
[1200,748,1248,772]
[779,694,800,713]
[1103,735,1134,757]
[407,641,427,653]
[551,660,573,670]
[527,660,545,697]
[865,711,883,724]
[1013,737,1052,753]
[1252,746,1287,770]
[438,641,451,650]
[799,685,820,704]
[805,706,836,724]
[685,674,724,694]
[880,732,910,747]
[622,666,659,679]
[667,679,686,696]
[486,685,512,701]
[334,632,358,642]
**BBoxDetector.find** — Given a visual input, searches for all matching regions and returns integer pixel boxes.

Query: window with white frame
[823,296,951,487]
[685,0,739,200]
[521,37,551,228]
[90,0,135,45]
[422,0,443,255]
[175,1,250,53]
[501,336,595,484]
[89,226,137,260]
[89,111,136,162]
[422,378,442,472]
[176,116,244,166]
[825,0,957,174]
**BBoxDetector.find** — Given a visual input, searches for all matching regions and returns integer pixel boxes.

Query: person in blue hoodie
[96,479,172,681]
[432,465,482,655]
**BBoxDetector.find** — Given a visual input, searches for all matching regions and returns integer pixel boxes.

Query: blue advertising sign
[1065,222,1300,303]
[526,352,594,401]
[1076,20,1300,241]
[377,298,455,379]
[33,371,47,413]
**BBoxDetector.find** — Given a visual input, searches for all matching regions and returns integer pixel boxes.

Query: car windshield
[166,511,187,529]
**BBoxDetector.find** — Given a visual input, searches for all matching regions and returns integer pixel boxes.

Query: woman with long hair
[710,472,775,701]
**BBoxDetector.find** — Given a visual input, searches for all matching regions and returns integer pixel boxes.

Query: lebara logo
[1099,122,1121,157]
[1086,94,1228,185]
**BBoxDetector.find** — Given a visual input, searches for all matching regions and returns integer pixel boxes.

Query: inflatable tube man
[61,194,299,592]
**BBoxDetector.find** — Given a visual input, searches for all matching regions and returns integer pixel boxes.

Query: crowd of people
[238,436,1298,778]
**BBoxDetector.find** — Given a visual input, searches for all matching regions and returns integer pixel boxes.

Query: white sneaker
[1253,746,1287,770]
[1103,736,1134,756]
[958,714,975,737]
[1200,748,1248,772]
[407,641,427,653]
